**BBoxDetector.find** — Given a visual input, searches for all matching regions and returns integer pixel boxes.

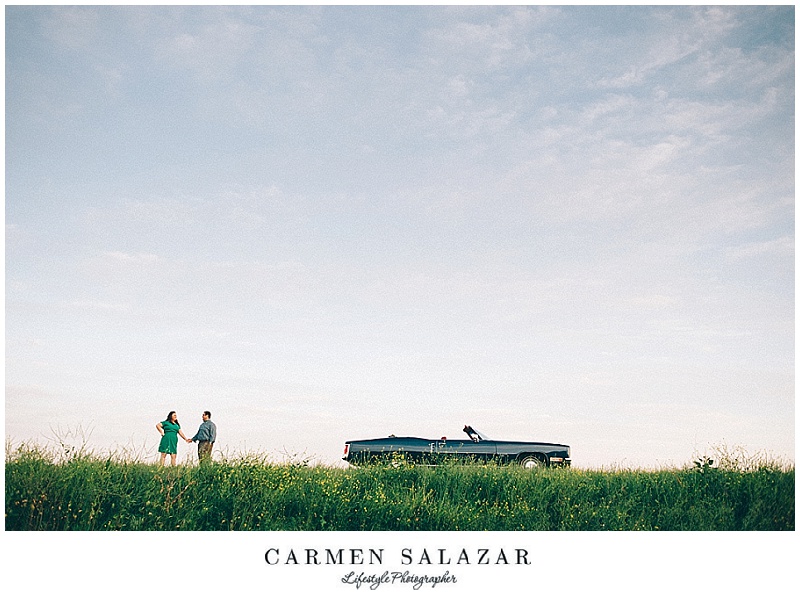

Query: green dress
[158,420,180,454]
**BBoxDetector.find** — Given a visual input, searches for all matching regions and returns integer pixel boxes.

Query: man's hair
[204,411,211,418]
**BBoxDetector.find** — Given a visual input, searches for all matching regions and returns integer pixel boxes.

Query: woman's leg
[170,453,177,466]
[160,452,167,466]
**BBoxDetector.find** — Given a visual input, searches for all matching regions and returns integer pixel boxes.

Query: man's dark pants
[198,440,213,463]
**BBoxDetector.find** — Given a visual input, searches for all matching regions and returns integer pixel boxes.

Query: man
[188,411,217,463]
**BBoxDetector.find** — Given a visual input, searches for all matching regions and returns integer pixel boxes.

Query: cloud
[102,251,162,264]
[155,16,261,81]
[68,300,131,313]
[41,6,101,50]
[595,7,741,91]
[725,236,794,260]
[625,294,680,309]
[426,6,552,70]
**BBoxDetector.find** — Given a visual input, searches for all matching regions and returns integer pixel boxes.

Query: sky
[5,5,795,469]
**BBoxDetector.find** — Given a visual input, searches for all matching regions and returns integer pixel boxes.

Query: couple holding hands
[156,410,217,466]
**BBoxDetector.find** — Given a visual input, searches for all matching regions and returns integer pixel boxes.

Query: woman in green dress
[156,411,189,466]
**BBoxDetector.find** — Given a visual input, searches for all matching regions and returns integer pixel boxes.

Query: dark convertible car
[343,425,571,468]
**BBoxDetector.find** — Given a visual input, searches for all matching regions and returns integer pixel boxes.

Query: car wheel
[519,455,545,469]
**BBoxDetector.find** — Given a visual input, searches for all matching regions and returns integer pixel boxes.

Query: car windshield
[472,428,491,441]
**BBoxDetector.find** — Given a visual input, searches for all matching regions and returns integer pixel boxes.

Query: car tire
[519,455,546,469]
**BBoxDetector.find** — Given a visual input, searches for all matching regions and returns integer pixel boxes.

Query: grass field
[5,442,794,531]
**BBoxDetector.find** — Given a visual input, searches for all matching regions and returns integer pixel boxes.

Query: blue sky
[5,5,794,468]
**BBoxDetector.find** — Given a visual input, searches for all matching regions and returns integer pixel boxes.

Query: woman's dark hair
[166,411,178,424]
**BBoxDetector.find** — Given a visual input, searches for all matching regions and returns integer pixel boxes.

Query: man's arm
[192,421,211,442]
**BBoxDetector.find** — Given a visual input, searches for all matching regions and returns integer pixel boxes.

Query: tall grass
[5,441,794,531]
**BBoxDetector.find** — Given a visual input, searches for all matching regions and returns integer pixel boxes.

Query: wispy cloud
[725,236,794,259]
[41,6,101,49]
[69,300,131,313]
[102,251,162,264]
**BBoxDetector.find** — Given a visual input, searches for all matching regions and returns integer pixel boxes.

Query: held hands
[185,438,193,443]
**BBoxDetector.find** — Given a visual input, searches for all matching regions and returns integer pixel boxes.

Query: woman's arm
[178,430,189,441]
[156,422,164,436]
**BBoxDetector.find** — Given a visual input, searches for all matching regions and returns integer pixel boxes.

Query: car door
[435,438,496,462]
